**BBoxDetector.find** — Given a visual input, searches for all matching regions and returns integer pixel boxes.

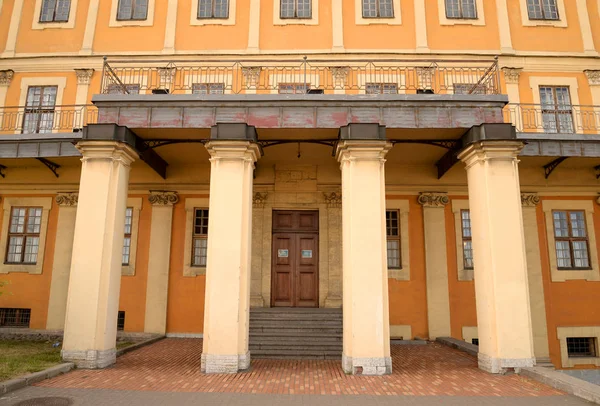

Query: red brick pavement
[38,339,563,396]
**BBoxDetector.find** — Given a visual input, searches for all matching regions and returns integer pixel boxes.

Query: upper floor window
[280,0,311,18]
[117,0,149,21]
[553,210,590,269]
[526,0,558,20]
[106,84,141,94]
[366,83,398,94]
[23,86,57,134]
[386,210,401,269]
[6,207,42,265]
[192,209,209,267]
[362,0,393,18]
[445,0,477,19]
[540,86,573,133]
[453,83,487,95]
[461,209,474,270]
[198,0,229,19]
[279,83,309,94]
[40,0,71,22]
[192,83,225,94]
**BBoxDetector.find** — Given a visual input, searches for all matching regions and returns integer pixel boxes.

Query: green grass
[0,340,62,381]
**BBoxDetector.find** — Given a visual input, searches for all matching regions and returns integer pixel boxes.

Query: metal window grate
[0,308,31,327]
[567,337,597,358]
[117,311,126,331]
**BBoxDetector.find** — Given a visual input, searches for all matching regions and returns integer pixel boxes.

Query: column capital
[252,192,268,208]
[585,70,600,86]
[74,69,94,85]
[55,192,79,207]
[76,141,139,166]
[335,140,393,163]
[501,67,522,85]
[323,191,342,208]
[418,192,449,208]
[148,191,179,206]
[457,141,524,169]
[521,193,540,207]
[205,141,261,162]
[0,69,14,87]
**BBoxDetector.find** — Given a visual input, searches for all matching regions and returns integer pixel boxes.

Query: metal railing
[0,105,98,134]
[100,56,501,95]
[504,104,600,135]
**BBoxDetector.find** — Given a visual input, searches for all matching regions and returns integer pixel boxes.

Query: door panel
[296,234,318,307]
[272,234,294,307]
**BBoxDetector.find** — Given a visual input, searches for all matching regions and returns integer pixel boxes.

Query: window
[5,207,42,265]
[117,0,149,20]
[122,207,133,266]
[40,0,71,22]
[106,84,141,95]
[280,0,311,18]
[0,308,31,327]
[366,83,398,94]
[278,83,309,94]
[567,337,597,358]
[198,0,229,18]
[22,86,57,134]
[445,0,476,19]
[471,338,479,346]
[453,83,487,95]
[527,0,558,20]
[362,0,393,17]
[540,86,573,133]
[117,311,125,331]
[460,210,474,270]
[553,210,590,269]
[192,209,209,267]
[192,83,225,95]
[386,210,401,269]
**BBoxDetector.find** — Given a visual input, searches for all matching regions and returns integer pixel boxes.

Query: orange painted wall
[175,0,249,51]
[342,0,416,50]
[425,0,501,51]
[259,0,332,50]
[15,0,88,54]
[537,197,600,369]
[0,195,58,329]
[166,195,207,334]
[0,0,14,54]
[118,195,151,332]
[507,0,585,53]
[387,196,428,339]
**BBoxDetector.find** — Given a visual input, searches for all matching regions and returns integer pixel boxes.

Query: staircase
[249,307,342,359]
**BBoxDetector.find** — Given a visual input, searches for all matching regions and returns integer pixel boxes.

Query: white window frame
[438,0,485,26]
[121,197,142,276]
[32,0,78,30]
[273,0,319,25]
[385,199,410,280]
[355,0,401,25]
[183,197,210,276]
[109,0,155,27]
[0,197,52,275]
[529,76,581,135]
[452,199,473,281]
[519,0,567,27]
[191,0,237,26]
[557,327,600,367]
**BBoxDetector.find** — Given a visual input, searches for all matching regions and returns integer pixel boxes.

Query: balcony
[0,104,97,135]
[504,104,600,137]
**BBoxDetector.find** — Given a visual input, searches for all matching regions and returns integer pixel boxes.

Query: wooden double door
[271,210,319,307]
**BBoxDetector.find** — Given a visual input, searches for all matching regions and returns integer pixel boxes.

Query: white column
[144,192,178,334]
[62,141,138,369]
[80,0,100,55]
[2,0,23,58]
[458,141,535,374]
[46,193,78,330]
[414,0,429,52]
[337,137,392,376]
[418,192,451,339]
[201,140,260,374]
[162,0,178,54]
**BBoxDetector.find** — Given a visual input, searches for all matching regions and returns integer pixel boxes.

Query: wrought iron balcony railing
[0,105,97,134]
[504,104,600,135]
[101,57,501,95]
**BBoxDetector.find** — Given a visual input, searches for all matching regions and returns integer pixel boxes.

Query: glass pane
[378,0,393,17]
[23,237,39,263]
[569,211,586,237]
[539,87,555,108]
[527,0,543,19]
[365,83,381,94]
[555,240,572,268]
[118,0,133,19]
[382,83,398,94]
[386,210,399,237]
[387,240,400,268]
[209,83,225,94]
[463,240,474,269]
[55,0,71,21]
[10,208,26,233]
[132,0,149,19]
[542,0,558,19]
[445,0,460,18]
[214,0,229,17]
[280,0,295,17]
[198,0,212,17]
[7,236,24,263]
[193,238,208,266]
[194,209,209,235]
[553,211,569,237]
[41,87,57,107]
[461,210,471,238]
[555,87,571,107]
[297,0,311,17]
[572,241,590,268]
[362,0,377,17]
[26,208,42,234]
[192,84,208,94]
[461,0,476,18]
[26,87,42,107]
[124,207,133,235]
[38,112,55,133]
[40,0,57,21]
[122,237,131,265]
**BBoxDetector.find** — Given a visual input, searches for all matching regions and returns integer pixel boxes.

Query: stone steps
[249,308,342,360]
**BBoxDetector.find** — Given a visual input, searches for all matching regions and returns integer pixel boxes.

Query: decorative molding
[55,193,79,207]
[502,67,522,85]
[323,192,342,208]
[521,193,540,207]
[418,192,449,208]
[0,70,14,87]
[148,191,179,206]
[416,66,436,89]
[157,67,176,86]
[242,67,262,87]
[253,192,268,208]
[585,70,600,86]
[74,69,94,85]
[329,67,350,88]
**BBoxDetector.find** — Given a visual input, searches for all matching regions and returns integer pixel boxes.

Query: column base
[250,295,265,307]
[61,348,116,369]
[478,352,534,374]
[342,353,392,375]
[324,296,342,308]
[201,352,251,374]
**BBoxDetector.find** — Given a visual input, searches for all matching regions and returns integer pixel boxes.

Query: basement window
[0,308,31,328]
[567,337,597,358]
[471,338,479,346]
[117,311,126,331]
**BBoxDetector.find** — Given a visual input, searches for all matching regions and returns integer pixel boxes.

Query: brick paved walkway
[34,339,561,397]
